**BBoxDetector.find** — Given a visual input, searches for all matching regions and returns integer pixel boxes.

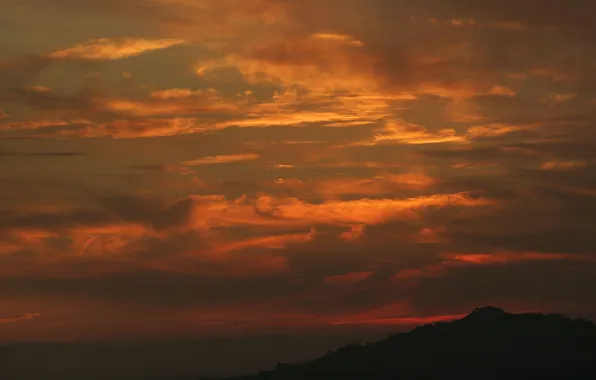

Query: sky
[1,0,596,344]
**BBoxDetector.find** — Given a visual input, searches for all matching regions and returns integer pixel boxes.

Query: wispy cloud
[0,313,40,324]
[540,160,587,171]
[181,154,260,166]
[46,38,186,61]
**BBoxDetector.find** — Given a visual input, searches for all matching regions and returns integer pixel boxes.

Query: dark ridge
[214,307,596,380]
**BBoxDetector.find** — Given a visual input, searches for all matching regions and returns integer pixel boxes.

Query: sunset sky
[1,0,596,343]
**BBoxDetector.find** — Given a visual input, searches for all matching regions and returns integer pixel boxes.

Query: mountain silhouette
[214,307,596,380]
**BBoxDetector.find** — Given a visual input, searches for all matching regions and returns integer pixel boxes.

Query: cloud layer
[1,0,596,341]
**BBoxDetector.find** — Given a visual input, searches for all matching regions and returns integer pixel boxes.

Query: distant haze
[1,333,388,379]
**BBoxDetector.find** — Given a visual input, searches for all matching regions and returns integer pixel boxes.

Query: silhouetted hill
[217,307,596,380]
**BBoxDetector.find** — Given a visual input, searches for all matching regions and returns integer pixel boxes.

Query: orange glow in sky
[1,0,596,342]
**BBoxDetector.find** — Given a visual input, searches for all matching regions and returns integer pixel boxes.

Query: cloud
[0,241,20,255]
[46,38,186,61]
[350,119,542,148]
[330,313,467,326]
[339,224,366,242]
[540,160,587,171]
[444,251,596,265]
[0,313,40,324]
[392,265,447,281]
[90,118,209,138]
[323,271,374,285]
[102,90,240,117]
[0,190,493,279]
[467,123,537,139]
[0,118,209,139]
[311,33,365,47]
[391,251,596,284]
[181,154,260,166]
[352,118,467,147]
[214,229,315,254]
[309,173,437,198]
[212,89,399,130]
[226,192,492,226]
[24,85,52,93]
[431,17,525,31]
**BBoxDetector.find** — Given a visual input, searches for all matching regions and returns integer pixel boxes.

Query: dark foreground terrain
[218,307,596,380]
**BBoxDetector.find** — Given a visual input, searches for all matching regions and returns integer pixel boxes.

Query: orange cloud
[2,221,150,259]
[0,313,41,324]
[353,118,538,147]
[214,229,315,253]
[13,88,242,138]
[325,299,463,326]
[0,119,89,132]
[179,300,466,329]
[46,38,186,61]
[339,224,366,242]
[191,32,416,131]
[431,17,525,31]
[14,118,211,139]
[324,271,374,285]
[443,252,596,265]
[540,160,587,171]
[352,118,467,147]
[310,33,364,47]
[314,173,436,198]
[229,32,376,90]
[392,251,595,283]
[467,123,536,139]
[0,241,20,255]
[71,223,150,256]
[487,85,516,97]
[318,161,404,169]
[149,88,215,100]
[0,190,493,278]
[25,85,52,93]
[93,118,207,138]
[213,88,399,130]
[331,313,467,326]
[181,154,260,166]
[1,217,295,278]
[243,193,492,226]
[103,92,239,117]
[149,192,493,241]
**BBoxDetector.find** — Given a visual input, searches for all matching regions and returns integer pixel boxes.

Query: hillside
[218,307,596,379]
